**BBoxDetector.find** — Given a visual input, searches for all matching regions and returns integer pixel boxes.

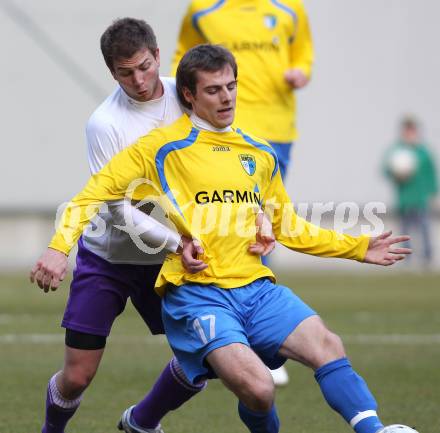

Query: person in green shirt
[384,116,438,265]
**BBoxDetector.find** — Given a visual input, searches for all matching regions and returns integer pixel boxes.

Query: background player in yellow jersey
[32,44,414,433]
[172,0,313,181]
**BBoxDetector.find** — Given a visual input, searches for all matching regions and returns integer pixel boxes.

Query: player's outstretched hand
[249,211,276,257]
[178,236,208,274]
[30,248,68,292]
[364,231,411,266]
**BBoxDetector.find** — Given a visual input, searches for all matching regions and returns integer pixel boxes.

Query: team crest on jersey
[264,14,277,29]
[239,154,256,176]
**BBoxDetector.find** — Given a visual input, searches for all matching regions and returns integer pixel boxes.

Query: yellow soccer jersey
[50,115,368,295]
[171,0,314,142]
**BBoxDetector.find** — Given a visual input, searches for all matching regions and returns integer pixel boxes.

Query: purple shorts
[62,238,164,336]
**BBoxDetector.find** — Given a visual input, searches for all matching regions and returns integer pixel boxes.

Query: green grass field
[1,271,439,433]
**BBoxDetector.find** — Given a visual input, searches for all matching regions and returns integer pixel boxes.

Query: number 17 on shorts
[193,315,216,344]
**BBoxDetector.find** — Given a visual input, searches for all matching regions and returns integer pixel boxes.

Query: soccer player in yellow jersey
[33,45,413,433]
[172,0,314,180]
[171,0,314,385]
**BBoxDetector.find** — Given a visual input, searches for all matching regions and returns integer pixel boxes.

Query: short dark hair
[176,44,238,109]
[100,18,158,71]
[401,115,418,130]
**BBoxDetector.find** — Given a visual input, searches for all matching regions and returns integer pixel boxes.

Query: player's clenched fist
[30,248,68,292]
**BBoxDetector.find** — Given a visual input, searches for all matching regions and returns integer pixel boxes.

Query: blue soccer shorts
[268,141,294,180]
[161,277,316,384]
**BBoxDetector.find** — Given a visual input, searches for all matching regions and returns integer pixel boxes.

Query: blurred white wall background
[1,0,439,268]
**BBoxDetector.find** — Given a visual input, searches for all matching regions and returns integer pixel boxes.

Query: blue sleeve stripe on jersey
[155,128,200,217]
[192,0,226,37]
[236,129,279,179]
[270,0,298,26]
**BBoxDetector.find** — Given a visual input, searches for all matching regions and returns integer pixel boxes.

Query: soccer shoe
[269,365,289,387]
[117,405,165,433]
[376,425,419,433]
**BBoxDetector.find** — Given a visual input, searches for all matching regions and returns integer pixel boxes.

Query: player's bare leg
[43,342,206,433]
[42,346,104,433]
[206,343,280,433]
[278,316,345,368]
[279,316,384,433]
[58,346,104,398]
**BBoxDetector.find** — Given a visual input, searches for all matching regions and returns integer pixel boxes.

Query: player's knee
[61,364,96,395]
[297,320,346,369]
[240,375,275,412]
[317,330,345,366]
[254,380,275,411]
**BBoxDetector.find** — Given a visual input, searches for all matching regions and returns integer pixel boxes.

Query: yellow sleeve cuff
[355,235,370,262]
[48,234,72,256]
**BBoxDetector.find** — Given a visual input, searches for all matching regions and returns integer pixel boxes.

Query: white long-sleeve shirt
[82,77,184,264]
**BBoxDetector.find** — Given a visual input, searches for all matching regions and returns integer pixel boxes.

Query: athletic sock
[42,373,83,433]
[238,401,280,433]
[132,357,206,429]
[315,358,384,433]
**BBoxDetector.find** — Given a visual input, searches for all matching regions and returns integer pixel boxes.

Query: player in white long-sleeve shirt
[83,76,183,263]
[33,19,200,433]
